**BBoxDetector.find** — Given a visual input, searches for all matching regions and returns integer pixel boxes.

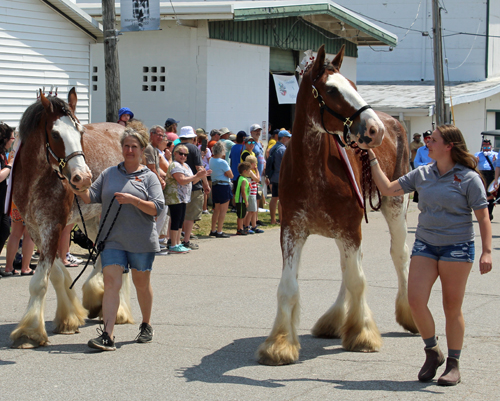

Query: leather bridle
[45,107,85,179]
[311,84,372,148]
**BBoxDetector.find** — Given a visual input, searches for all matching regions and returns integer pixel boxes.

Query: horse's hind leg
[381,195,418,334]
[11,258,51,348]
[50,258,88,334]
[82,256,134,324]
[340,241,382,352]
[257,227,306,365]
[311,240,347,338]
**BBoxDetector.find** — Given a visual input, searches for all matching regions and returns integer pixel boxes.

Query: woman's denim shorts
[100,248,155,273]
[411,239,475,263]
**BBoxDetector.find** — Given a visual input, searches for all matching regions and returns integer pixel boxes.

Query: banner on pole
[121,0,160,32]
[272,74,299,105]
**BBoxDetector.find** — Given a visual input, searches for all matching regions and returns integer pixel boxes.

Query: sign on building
[272,74,299,105]
[121,0,160,32]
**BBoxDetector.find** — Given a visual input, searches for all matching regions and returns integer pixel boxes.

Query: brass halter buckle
[344,117,353,128]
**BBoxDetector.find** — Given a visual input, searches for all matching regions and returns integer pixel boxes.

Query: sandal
[21,270,34,276]
[0,268,19,277]
[64,262,78,268]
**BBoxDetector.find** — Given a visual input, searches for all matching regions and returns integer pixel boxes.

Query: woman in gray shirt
[367,125,492,386]
[73,128,164,351]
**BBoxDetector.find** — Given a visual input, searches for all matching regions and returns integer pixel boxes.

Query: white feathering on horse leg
[115,272,134,325]
[381,195,419,334]
[82,258,105,319]
[10,264,50,348]
[340,245,382,352]
[312,240,348,338]
[257,229,304,365]
[51,258,87,334]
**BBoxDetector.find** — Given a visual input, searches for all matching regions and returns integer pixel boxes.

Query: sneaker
[88,328,116,351]
[236,229,248,236]
[215,232,230,238]
[209,231,218,237]
[31,253,40,261]
[183,241,199,250]
[252,227,264,234]
[169,244,189,254]
[67,253,83,264]
[159,244,167,250]
[256,220,267,227]
[244,227,255,234]
[202,210,210,214]
[156,250,169,256]
[166,239,171,247]
[135,322,154,343]
[159,238,168,245]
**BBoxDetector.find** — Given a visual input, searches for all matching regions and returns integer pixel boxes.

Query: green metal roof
[209,17,357,57]
[232,1,397,47]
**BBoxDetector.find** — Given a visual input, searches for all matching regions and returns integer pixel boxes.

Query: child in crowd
[243,156,263,234]
[235,162,251,235]
[117,107,134,126]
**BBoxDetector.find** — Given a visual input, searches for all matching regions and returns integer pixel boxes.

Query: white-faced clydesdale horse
[10,89,133,348]
[257,45,418,365]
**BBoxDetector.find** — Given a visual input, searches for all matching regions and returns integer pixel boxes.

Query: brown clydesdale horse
[10,89,133,348]
[257,45,418,365]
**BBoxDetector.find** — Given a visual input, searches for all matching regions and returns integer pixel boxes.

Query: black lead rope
[69,196,122,289]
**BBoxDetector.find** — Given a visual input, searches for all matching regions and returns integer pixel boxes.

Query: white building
[334,0,500,149]
[0,0,102,127]
[76,0,396,135]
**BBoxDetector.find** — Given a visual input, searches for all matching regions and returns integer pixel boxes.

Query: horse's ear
[68,87,77,114]
[331,45,345,71]
[40,90,53,114]
[310,45,326,81]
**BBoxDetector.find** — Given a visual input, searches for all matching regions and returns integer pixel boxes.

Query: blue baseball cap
[278,130,291,138]
[118,107,134,119]
[165,117,180,127]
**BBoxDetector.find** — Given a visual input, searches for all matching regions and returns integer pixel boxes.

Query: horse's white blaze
[326,73,384,133]
[53,116,91,179]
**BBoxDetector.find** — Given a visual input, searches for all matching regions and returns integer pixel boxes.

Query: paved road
[0,203,499,400]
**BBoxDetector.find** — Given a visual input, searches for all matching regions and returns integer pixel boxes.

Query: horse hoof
[87,307,102,319]
[11,336,43,349]
[53,327,80,335]
[256,339,299,366]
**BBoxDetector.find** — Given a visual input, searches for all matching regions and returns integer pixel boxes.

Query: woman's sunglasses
[178,152,188,157]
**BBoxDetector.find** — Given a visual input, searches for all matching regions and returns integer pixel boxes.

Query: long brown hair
[436,125,479,173]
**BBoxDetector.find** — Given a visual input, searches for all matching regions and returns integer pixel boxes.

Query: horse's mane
[19,96,70,142]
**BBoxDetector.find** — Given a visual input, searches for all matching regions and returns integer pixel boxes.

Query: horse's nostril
[73,175,81,182]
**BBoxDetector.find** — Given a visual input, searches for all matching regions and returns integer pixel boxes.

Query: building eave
[40,0,103,40]
[78,1,397,46]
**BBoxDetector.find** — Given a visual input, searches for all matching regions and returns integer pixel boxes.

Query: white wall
[206,40,269,134]
[488,0,500,78]
[334,0,487,82]
[0,0,94,127]
[91,20,209,127]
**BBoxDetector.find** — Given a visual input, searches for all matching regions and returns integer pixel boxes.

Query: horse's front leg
[257,227,306,365]
[311,239,347,338]
[340,241,382,352]
[11,256,52,348]
[381,195,418,334]
[50,258,88,334]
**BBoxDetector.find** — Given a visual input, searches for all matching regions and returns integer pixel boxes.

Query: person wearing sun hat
[220,127,234,163]
[117,107,134,126]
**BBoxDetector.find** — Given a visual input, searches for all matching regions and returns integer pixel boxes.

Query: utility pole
[102,0,120,123]
[432,0,447,125]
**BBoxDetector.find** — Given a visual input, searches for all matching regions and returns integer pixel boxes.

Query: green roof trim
[233,3,397,47]
[209,17,357,58]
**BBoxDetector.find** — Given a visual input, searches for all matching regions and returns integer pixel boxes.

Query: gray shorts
[247,195,257,212]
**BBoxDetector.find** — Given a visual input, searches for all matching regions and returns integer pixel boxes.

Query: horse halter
[45,107,85,179]
[311,85,372,148]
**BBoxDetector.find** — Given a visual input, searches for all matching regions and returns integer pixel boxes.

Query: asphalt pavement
[0,202,499,400]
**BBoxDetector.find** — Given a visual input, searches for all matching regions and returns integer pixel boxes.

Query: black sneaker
[88,328,116,351]
[135,322,154,343]
[209,231,218,237]
[215,232,230,238]
[236,229,247,236]
[256,220,267,227]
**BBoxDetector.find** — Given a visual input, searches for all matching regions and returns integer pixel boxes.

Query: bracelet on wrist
[370,159,379,167]
[4,165,11,170]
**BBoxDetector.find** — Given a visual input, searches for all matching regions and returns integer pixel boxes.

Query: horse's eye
[327,86,339,95]
[51,131,61,140]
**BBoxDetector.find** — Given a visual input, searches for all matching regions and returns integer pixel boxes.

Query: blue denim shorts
[100,248,155,273]
[411,239,475,263]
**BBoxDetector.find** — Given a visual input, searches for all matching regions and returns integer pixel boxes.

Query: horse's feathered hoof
[53,327,80,335]
[87,307,101,319]
[11,336,44,349]
[256,336,300,366]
